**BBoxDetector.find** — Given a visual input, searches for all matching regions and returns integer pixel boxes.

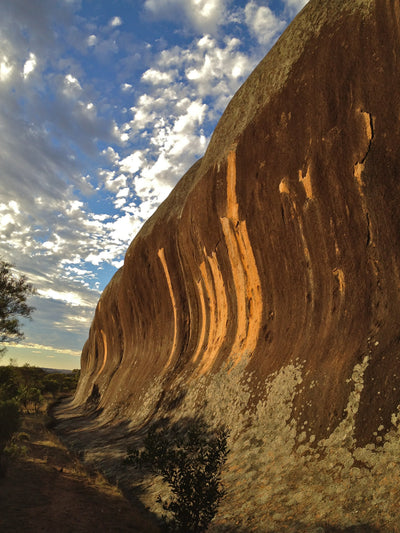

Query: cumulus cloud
[142,68,175,85]
[143,0,228,34]
[119,152,144,174]
[111,28,260,236]
[244,1,286,46]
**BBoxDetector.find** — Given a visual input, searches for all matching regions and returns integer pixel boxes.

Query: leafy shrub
[18,386,43,413]
[42,376,60,395]
[0,365,19,401]
[0,398,21,476]
[0,399,20,449]
[4,441,28,458]
[125,419,229,532]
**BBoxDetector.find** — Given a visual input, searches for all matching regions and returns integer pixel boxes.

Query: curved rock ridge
[71,0,400,530]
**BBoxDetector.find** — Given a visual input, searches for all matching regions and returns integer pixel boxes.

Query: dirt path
[0,411,160,532]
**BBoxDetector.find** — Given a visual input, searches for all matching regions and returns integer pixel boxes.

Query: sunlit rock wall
[74,0,400,529]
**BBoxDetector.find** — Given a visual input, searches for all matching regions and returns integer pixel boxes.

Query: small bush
[18,386,43,413]
[4,441,28,458]
[125,419,229,532]
[0,399,20,449]
[0,399,21,477]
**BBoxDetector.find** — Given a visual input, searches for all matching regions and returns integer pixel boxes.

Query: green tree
[0,259,35,354]
[125,419,229,532]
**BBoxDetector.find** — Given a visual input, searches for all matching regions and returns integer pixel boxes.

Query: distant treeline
[0,363,80,409]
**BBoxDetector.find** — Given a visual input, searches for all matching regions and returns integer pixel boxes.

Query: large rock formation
[69,0,400,530]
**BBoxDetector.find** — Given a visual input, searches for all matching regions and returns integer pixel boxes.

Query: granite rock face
[73,0,400,529]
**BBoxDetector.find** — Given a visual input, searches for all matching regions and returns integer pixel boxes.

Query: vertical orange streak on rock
[299,166,313,199]
[192,276,207,364]
[95,329,107,382]
[200,259,217,355]
[193,149,263,372]
[221,149,263,364]
[226,151,240,222]
[158,248,178,370]
[221,217,248,354]
[198,252,229,375]
[235,221,263,355]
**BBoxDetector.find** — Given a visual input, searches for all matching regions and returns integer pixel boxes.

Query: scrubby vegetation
[125,418,229,532]
[0,361,80,476]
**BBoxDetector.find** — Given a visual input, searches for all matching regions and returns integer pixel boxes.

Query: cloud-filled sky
[0,0,308,369]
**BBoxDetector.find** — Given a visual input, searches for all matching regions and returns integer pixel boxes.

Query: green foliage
[0,399,21,476]
[18,385,43,413]
[41,369,80,394]
[4,430,29,458]
[4,441,28,459]
[0,399,20,450]
[125,419,229,532]
[42,376,60,395]
[18,364,46,389]
[0,365,19,400]
[0,259,35,354]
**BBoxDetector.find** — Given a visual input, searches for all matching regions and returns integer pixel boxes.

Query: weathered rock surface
[68,0,400,530]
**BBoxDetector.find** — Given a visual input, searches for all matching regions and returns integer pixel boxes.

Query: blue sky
[0,0,308,369]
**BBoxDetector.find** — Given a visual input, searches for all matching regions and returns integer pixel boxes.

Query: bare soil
[0,406,160,533]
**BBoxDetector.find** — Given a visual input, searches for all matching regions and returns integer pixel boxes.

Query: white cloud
[63,73,82,98]
[102,146,120,164]
[23,52,37,79]
[87,34,97,47]
[142,68,175,85]
[7,342,81,358]
[141,152,171,182]
[121,82,133,92]
[8,201,20,214]
[144,0,227,33]
[0,56,13,81]
[113,30,255,237]
[244,1,286,46]
[119,151,144,174]
[38,288,89,307]
[116,187,130,198]
[175,100,206,131]
[106,213,141,244]
[109,16,123,27]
